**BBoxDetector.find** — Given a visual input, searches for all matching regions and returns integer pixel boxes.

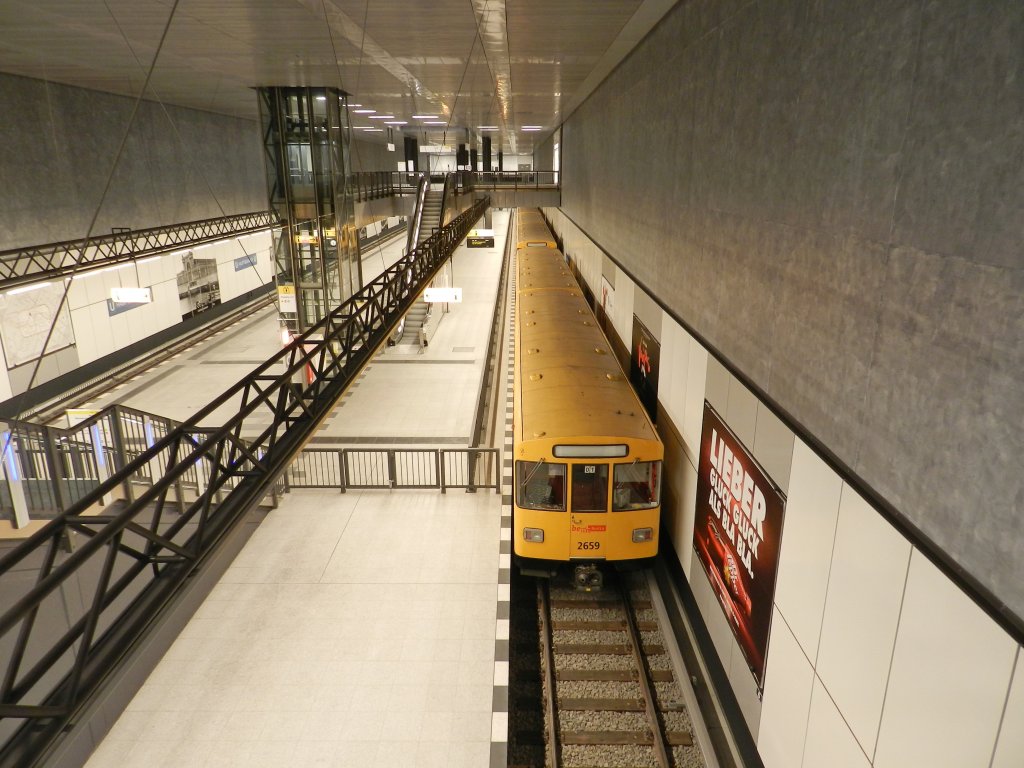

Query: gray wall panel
[0,73,265,251]
[560,0,1024,618]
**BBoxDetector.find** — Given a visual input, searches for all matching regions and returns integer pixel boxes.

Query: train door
[569,463,609,558]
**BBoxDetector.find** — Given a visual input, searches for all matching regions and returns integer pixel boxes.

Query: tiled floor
[82,213,514,767]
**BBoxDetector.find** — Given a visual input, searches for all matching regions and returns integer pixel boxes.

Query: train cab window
[571,464,609,512]
[612,461,662,510]
[517,461,566,511]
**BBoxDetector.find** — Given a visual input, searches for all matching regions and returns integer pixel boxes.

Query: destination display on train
[692,402,786,692]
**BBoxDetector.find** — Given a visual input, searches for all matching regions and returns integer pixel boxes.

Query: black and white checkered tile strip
[490,254,516,768]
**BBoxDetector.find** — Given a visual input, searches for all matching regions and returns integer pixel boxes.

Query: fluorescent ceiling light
[361,128,384,132]
[315,95,326,101]
[478,126,498,130]
[368,114,395,120]
[5,281,53,296]
[522,126,542,131]
[423,121,446,125]
[384,120,407,125]
[349,103,361,107]
[353,108,375,114]
[354,125,374,129]
[413,115,438,119]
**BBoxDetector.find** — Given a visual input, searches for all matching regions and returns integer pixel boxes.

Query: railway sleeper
[556,669,675,682]
[562,730,695,747]
[559,697,645,711]
[557,643,665,655]
[551,598,653,610]
[553,619,659,631]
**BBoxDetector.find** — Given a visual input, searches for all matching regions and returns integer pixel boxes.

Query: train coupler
[573,563,604,592]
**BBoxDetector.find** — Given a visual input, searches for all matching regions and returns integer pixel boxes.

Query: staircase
[417,190,444,245]
[391,189,443,348]
[398,300,430,348]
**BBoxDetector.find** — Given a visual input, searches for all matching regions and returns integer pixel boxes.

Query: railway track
[536,571,703,768]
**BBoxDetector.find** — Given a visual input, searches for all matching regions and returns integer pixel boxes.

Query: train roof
[517,209,557,248]
[516,248,658,447]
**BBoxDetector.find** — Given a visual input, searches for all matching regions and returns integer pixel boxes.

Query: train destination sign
[692,402,786,692]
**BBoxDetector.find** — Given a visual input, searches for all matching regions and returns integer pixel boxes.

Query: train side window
[612,461,662,510]
[571,463,609,512]
[516,461,566,511]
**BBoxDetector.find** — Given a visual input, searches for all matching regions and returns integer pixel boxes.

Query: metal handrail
[404,175,431,256]
[0,196,489,766]
[467,170,559,190]
[351,170,423,203]
[285,448,500,493]
[0,210,280,291]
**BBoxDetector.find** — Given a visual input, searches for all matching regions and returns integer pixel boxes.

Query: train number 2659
[577,541,601,551]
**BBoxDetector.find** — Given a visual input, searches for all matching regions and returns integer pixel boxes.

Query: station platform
[80,211,514,767]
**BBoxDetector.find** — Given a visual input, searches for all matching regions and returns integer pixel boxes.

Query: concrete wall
[544,206,1024,768]
[349,137,399,172]
[0,231,274,400]
[0,73,266,252]
[560,0,1024,624]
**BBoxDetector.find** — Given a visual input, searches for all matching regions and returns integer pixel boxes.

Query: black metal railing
[0,211,279,291]
[0,195,489,766]
[285,448,499,493]
[351,171,422,203]
[466,170,559,190]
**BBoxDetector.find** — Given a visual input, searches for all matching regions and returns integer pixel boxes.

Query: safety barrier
[0,194,489,766]
[285,448,500,493]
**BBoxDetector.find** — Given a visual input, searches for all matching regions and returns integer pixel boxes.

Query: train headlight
[523,527,544,543]
[632,527,654,543]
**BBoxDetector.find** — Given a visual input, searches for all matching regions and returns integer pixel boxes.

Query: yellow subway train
[512,210,663,589]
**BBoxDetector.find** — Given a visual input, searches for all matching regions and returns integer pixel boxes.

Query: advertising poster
[629,316,660,423]
[692,402,786,692]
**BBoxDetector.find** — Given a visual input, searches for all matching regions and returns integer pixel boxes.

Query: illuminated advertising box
[692,402,786,692]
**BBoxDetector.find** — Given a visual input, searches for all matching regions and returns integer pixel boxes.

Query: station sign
[467,228,495,248]
[110,287,152,304]
[424,287,462,303]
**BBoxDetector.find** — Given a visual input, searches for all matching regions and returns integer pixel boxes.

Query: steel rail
[537,580,563,768]
[620,580,674,768]
[0,196,489,767]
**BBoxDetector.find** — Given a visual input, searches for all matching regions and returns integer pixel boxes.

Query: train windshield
[571,463,609,512]
[612,461,662,510]
[516,461,566,511]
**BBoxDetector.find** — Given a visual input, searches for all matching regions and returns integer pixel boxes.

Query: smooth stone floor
[82,214,511,767]
[83,489,501,768]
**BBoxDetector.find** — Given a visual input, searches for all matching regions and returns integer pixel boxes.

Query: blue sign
[234,254,257,271]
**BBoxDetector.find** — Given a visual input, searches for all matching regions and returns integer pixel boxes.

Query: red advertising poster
[692,402,786,692]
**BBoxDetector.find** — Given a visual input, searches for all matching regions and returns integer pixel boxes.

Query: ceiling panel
[0,0,670,154]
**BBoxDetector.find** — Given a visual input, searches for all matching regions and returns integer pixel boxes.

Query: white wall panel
[726,376,758,448]
[69,307,94,364]
[659,314,689,429]
[752,403,795,495]
[773,438,842,663]
[672,453,699,578]
[610,269,634,350]
[681,337,708,452]
[758,610,814,768]
[991,648,1024,768]
[690,566,734,672]
[67,277,88,310]
[728,634,763,739]
[815,485,910,756]
[874,552,1017,768]
[802,677,871,768]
